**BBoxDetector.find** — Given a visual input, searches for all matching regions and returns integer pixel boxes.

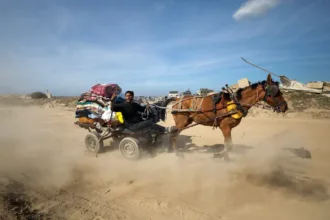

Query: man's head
[125,90,134,102]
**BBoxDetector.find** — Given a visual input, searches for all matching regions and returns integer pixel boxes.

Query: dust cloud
[1,102,330,220]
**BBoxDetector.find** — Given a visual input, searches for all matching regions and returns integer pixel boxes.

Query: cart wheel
[119,137,140,160]
[85,131,104,153]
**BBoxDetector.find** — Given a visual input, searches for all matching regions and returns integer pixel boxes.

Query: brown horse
[169,74,288,160]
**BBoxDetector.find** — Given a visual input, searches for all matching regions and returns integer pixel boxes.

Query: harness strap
[192,96,197,110]
[187,96,204,112]
[263,85,269,102]
[213,101,218,128]
[177,110,238,132]
[227,88,247,117]
[178,96,184,110]
[198,97,204,111]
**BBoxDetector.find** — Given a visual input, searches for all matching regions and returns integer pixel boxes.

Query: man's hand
[111,92,117,101]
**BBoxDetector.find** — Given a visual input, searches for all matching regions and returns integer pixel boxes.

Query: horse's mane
[220,91,231,100]
[236,80,279,100]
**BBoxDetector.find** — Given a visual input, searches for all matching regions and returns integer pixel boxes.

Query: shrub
[29,92,48,99]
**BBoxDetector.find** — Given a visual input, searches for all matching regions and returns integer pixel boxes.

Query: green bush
[30,92,48,99]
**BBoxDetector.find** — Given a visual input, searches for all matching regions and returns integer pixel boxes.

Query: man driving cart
[110,90,175,143]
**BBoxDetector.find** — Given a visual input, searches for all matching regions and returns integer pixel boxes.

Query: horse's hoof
[213,152,224,158]
[175,151,184,159]
[167,148,174,153]
[149,150,157,158]
[213,152,230,161]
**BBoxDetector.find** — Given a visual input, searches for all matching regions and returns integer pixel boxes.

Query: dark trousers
[127,119,165,135]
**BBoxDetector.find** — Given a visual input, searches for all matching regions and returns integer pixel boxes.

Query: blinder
[263,84,279,101]
[263,83,286,112]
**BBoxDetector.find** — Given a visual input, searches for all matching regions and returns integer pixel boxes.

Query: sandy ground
[1,103,330,220]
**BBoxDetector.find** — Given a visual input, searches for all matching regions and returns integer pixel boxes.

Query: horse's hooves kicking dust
[175,151,185,159]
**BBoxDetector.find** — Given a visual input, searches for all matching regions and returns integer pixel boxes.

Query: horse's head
[259,74,288,113]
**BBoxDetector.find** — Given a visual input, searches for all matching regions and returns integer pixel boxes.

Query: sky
[0,0,330,96]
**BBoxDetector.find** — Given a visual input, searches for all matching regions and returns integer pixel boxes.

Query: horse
[169,74,288,160]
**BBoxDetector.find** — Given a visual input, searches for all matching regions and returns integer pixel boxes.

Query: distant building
[135,97,144,104]
[197,88,214,96]
[182,89,192,96]
[168,91,179,98]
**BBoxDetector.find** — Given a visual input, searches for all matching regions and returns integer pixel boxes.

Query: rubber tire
[84,131,104,153]
[119,137,140,160]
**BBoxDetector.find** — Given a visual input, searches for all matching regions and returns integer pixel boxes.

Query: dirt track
[1,103,330,220]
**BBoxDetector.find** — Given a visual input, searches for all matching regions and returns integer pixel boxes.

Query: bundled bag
[78,92,109,107]
[75,101,105,117]
[77,83,123,107]
[90,83,122,98]
[75,83,125,126]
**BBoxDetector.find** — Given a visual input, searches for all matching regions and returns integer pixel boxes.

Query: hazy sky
[1,0,329,96]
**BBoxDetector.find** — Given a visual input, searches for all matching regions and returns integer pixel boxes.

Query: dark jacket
[111,101,146,125]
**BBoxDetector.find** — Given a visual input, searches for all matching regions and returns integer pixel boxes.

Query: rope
[149,104,169,109]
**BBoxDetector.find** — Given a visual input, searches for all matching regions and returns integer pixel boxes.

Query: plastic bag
[101,106,116,122]
[101,106,124,124]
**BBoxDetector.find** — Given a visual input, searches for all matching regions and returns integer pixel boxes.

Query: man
[110,90,172,138]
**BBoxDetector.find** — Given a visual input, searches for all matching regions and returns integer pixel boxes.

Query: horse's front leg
[213,117,236,161]
[223,118,241,154]
[225,131,233,152]
[213,127,232,161]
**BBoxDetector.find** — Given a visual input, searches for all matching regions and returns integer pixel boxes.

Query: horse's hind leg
[169,115,192,157]
[169,130,179,152]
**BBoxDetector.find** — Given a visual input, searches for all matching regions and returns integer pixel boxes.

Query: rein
[237,88,271,110]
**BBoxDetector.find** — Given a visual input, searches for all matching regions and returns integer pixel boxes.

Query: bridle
[260,83,287,112]
[239,82,287,113]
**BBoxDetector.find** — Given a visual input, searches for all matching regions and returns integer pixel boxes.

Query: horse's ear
[267,74,272,84]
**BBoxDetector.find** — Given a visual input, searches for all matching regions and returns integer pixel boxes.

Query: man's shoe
[151,134,157,144]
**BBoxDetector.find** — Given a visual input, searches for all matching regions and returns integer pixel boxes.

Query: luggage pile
[75,83,125,126]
